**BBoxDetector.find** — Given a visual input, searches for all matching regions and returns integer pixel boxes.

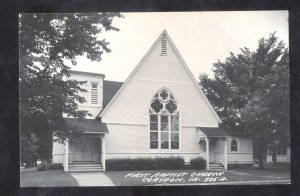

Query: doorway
[69,135,101,164]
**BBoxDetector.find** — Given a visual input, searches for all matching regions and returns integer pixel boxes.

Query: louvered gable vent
[91,82,98,104]
[161,36,167,55]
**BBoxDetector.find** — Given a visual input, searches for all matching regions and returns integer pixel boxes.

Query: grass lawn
[20,167,290,187]
[105,169,291,186]
[20,167,79,187]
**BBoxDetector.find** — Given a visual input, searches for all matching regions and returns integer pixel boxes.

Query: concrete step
[68,169,103,172]
[209,163,224,170]
[69,166,102,169]
[68,164,103,172]
[69,164,102,166]
[69,165,102,168]
[69,167,103,170]
[209,167,224,169]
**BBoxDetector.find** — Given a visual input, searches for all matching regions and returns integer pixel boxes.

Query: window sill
[149,149,181,153]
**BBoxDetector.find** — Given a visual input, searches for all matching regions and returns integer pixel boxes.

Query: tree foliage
[19,13,122,162]
[199,32,289,168]
[20,133,39,167]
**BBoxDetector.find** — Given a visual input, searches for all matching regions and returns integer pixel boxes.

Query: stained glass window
[149,88,179,149]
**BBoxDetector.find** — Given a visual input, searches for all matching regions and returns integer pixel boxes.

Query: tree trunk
[258,152,265,169]
[272,147,277,165]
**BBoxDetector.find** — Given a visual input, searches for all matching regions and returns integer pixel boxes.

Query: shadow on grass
[20,167,79,187]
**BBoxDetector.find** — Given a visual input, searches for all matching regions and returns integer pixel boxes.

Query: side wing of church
[52,30,254,172]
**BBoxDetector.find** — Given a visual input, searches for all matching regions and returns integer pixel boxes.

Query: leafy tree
[20,133,39,168]
[199,32,289,169]
[19,13,122,163]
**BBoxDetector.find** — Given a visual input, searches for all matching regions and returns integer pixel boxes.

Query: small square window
[91,83,98,88]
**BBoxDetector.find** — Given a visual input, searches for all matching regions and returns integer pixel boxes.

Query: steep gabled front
[100,30,221,126]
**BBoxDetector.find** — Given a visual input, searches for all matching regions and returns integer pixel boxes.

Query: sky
[70,11,289,82]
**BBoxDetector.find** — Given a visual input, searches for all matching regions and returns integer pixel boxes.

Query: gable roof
[64,118,108,133]
[103,80,123,109]
[197,127,230,137]
[99,30,222,123]
[69,70,105,78]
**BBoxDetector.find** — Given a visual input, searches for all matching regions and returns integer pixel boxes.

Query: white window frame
[90,82,99,105]
[230,138,239,152]
[149,88,180,151]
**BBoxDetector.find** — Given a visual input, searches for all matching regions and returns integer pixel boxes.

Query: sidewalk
[70,172,115,186]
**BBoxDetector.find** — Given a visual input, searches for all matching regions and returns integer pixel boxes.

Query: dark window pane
[150,141,158,149]
[171,124,179,131]
[160,89,169,100]
[171,133,179,141]
[161,115,168,123]
[161,132,168,140]
[161,141,169,149]
[150,115,158,122]
[161,124,168,131]
[151,99,163,113]
[166,100,177,114]
[171,141,179,149]
[231,139,237,146]
[161,115,168,131]
[231,139,238,151]
[231,146,237,151]
[91,83,98,88]
[150,132,158,140]
[150,123,158,130]
[171,116,179,124]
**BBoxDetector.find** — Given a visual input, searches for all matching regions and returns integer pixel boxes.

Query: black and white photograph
[19,11,290,187]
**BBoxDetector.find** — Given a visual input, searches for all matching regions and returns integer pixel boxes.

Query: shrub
[106,157,185,171]
[20,134,38,168]
[190,157,206,170]
[228,163,253,170]
[38,163,64,171]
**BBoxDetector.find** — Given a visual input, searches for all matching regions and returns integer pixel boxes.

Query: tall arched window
[231,139,238,152]
[149,88,179,149]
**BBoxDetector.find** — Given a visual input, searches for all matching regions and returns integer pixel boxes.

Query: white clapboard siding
[214,137,253,164]
[52,140,65,164]
[105,124,149,153]
[103,80,219,126]
[101,31,221,163]
[102,32,220,127]
[106,124,203,154]
[180,127,202,152]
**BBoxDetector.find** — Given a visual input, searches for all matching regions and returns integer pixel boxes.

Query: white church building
[52,30,254,172]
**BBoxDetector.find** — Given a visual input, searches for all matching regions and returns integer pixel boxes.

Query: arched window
[231,139,238,152]
[149,88,179,149]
